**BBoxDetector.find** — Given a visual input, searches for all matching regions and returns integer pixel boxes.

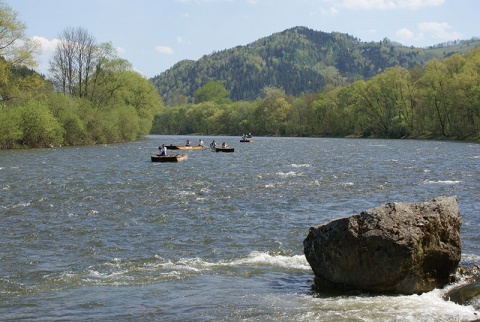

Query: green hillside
[425,38,480,56]
[150,26,479,105]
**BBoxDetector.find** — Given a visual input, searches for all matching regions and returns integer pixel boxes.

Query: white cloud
[326,0,444,10]
[418,21,462,40]
[395,22,462,45]
[396,27,423,42]
[175,0,233,3]
[116,47,126,54]
[31,36,59,55]
[396,28,414,40]
[155,46,174,55]
[318,0,444,16]
[319,6,340,15]
[176,36,191,45]
[28,36,59,75]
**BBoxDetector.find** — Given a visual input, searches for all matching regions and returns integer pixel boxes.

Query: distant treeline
[152,47,480,140]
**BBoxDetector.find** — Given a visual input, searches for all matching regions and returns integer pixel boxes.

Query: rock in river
[303,196,462,295]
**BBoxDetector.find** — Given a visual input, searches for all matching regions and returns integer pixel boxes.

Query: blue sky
[7,0,479,79]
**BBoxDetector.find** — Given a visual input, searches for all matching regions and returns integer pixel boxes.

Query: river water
[0,135,479,321]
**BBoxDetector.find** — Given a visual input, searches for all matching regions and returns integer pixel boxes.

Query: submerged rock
[445,265,480,310]
[303,196,462,295]
[446,281,480,309]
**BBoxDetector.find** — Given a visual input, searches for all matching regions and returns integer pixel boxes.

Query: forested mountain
[151,47,480,140]
[150,26,480,105]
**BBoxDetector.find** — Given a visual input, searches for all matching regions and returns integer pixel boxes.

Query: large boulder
[303,196,462,294]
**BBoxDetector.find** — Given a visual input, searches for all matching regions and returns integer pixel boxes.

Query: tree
[0,1,46,106]
[0,0,39,67]
[19,100,64,147]
[0,103,22,148]
[457,47,480,137]
[254,86,292,135]
[227,100,254,135]
[49,27,99,97]
[86,51,132,109]
[335,80,368,136]
[47,93,89,145]
[417,59,454,137]
[353,67,412,138]
[194,81,230,104]
[112,71,163,133]
[309,93,337,136]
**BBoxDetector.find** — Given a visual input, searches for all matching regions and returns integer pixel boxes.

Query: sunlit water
[0,136,479,321]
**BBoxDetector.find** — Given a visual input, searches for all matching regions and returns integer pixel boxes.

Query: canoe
[240,139,254,143]
[167,145,204,150]
[151,154,188,162]
[211,147,235,153]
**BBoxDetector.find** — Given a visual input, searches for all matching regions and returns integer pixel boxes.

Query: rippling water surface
[1,136,479,321]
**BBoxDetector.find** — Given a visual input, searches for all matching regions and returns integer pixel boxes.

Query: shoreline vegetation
[0,1,162,150]
[1,1,479,150]
[151,46,480,142]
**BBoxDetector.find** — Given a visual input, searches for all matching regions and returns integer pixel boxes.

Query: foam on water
[291,163,313,168]
[296,289,479,321]
[276,171,302,177]
[33,252,310,289]
[226,251,310,270]
[423,180,462,185]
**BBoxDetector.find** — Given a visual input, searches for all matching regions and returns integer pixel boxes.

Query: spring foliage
[0,1,162,149]
[152,48,480,140]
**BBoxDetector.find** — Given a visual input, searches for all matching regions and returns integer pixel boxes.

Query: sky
[6,0,480,79]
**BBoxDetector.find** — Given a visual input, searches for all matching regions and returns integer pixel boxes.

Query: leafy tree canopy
[0,1,164,149]
[0,0,39,67]
[194,81,231,104]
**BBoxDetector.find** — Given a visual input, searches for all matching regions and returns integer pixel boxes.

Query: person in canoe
[221,142,228,148]
[198,139,204,147]
[158,144,167,156]
[210,140,217,148]
[186,139,191,146]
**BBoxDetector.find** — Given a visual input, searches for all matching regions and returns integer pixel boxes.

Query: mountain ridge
[150,26,480,105]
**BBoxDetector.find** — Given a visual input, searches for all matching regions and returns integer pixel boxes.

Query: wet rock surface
[304,196,462,294]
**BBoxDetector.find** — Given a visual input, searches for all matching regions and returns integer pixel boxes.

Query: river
[0,135,479,321]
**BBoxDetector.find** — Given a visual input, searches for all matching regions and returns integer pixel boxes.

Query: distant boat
[167,145,204,150]
[151,154,188,162]
[211,147,234,153]
[240,139,254,143]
